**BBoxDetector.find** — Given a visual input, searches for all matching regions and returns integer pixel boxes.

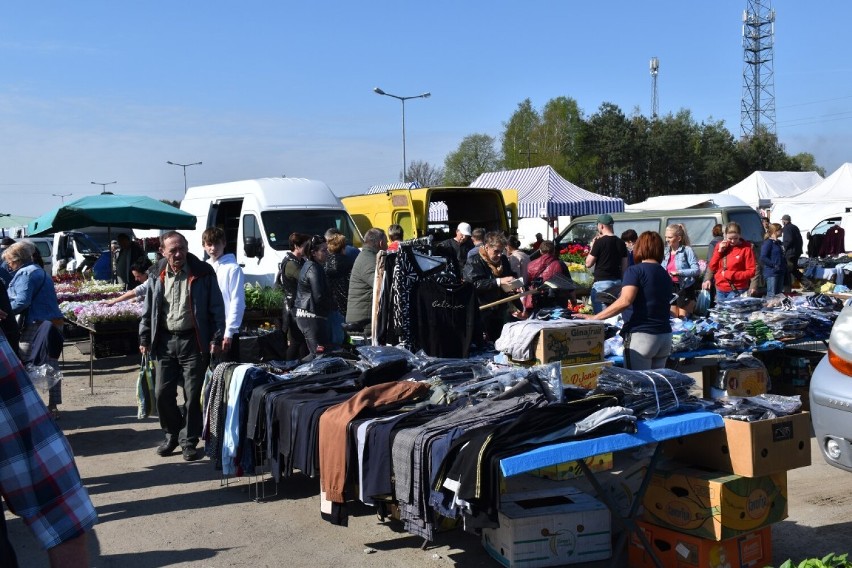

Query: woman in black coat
[294,235,332,355]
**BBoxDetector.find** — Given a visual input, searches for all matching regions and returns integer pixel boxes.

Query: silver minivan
[23,237,53,274]
[811,300,852,471]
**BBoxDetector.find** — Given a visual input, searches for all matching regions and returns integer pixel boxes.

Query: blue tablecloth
[499,411,724,477]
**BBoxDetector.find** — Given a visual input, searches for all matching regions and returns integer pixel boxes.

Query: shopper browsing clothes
[295,235,333,355]
[577,231,672,370]
[662,223,701,318]
[139,231,225,462]
[760,222,787,296]
[463,231,519,342]
[585,214,628,314]
[702,221,756,302]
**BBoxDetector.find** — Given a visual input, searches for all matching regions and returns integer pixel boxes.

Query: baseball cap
[456,222,472,236]
[781,214,791,222]
[596,214,614,226]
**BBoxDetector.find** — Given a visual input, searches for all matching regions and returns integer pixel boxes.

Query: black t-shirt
[590,235,628,281]
[621,262,673,335]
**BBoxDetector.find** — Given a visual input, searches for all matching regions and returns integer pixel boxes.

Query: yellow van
[342,187,519,242]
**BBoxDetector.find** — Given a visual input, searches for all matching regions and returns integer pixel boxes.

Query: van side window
[666,217,715,247]
[728,210,764,243]
[612,220,659,239]
[561,222,597,246]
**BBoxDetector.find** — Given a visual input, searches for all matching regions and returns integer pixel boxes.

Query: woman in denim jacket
[662,224,701,318]
[760,222,786,296]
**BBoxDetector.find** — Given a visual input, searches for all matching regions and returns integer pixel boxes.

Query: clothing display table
[500,411,724,568]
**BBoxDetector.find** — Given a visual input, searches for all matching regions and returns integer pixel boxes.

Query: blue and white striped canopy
[470,165,625,219]
[365,181,421,194]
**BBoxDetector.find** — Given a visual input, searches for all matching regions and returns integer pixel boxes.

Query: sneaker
[156,436,179,457]
[182,446,201,462]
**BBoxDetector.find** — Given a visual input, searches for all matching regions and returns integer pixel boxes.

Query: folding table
[500,411,724,568]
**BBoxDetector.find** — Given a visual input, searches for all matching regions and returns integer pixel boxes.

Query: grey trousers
[153,330,209,447]
[623,331,672,370]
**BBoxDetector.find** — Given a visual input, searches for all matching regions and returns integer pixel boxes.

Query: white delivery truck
[180,177,362,286]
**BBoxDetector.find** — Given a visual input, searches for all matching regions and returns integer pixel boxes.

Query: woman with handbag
[294,235,333,355]
[2,242,64,418]
[662,223,701,318]
[703,222,757,303]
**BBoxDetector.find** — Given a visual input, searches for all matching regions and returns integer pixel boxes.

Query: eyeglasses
[488,246,505,254]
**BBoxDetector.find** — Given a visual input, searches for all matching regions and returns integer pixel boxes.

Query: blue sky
[1,1,850,218]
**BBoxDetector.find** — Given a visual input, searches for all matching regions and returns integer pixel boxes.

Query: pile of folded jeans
[591,366,701,418]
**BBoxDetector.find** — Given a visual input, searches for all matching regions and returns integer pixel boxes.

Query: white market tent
[470,165,625,219]
[627,193,750,211]
[772,162,852,233]
[719,170,823,209]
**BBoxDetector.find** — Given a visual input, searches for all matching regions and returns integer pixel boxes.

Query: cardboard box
[664,412,812,477]
[629,520,772,568]
[527,452,613,482]
[560,361,612,389]
[755,348,825,388]
[641,464,787,541]
[703,364,770,398]
[482,488,611,567]
[533,324,605,365]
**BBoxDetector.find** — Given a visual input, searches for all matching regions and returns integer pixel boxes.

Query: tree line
[407,96,822,204]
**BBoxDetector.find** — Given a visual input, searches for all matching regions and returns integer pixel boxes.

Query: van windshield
[73,233,107,255]
[261,210,362,251]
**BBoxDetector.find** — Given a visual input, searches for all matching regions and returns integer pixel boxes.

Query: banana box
[629,520,772,568]
[482,487,611,567]
[663,412,812,477]
[498,454,613,494]
[560,361,612,389]
[533,324,605,365]
[641,464,787,541]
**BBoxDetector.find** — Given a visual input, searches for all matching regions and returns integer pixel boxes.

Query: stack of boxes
[637,410,813,567]
[511,322,610,389]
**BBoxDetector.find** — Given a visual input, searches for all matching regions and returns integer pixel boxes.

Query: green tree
[501,99,541,170]
[443,134,502,185]
[736,127,792,172]
[406,160,444,187]
[697,119,742,192]
[788,152,825,176]
[583,102,634,198]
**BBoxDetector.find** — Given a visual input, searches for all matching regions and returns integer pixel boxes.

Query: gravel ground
[6,341,852,567]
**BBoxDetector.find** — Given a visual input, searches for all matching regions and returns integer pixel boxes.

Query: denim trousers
[591,279,621,314]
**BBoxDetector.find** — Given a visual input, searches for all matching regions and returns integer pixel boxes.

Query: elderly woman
[2,241,64,417]
[463,231,519,342]
[521,241,575,313]
[663,223,701,318]
[578,231,672,370]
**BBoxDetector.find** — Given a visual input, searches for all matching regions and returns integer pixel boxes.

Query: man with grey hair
[780,214,806,290]
[139,231,225,461]
[346,227,387,333]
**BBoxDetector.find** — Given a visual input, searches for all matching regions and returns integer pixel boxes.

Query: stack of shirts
[591,367,701,418]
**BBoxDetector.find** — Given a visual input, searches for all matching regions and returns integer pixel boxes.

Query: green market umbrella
[27,193,196,236]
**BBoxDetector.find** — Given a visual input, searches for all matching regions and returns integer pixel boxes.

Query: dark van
[555,205,764,261]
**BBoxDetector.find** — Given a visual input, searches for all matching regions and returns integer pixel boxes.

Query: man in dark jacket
[139,231,225,461]
[781,214,805,290]
[439,222,474,269]
[115,233,144,290]
[345,228,387,334]
[463,231,518,342]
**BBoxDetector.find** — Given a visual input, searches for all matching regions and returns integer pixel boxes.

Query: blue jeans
[591,279,621,314]
[715,289,747,303]
[765,275,784,296]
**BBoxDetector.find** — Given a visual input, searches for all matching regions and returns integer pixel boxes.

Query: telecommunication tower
[650,57,659,119]
[740,0,776,137]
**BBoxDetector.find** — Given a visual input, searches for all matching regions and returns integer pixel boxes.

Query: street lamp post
[373,87,430,182]
[52,192,73,204]
[91,181,116,194]
[167,161,202,194]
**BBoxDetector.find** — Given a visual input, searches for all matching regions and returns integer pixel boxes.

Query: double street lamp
[52,192,73,204]
[91,181,116,194]
[373,87,430,182]
[167,160,202,194]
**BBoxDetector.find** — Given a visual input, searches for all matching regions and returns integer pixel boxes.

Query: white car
[810,299,852,471]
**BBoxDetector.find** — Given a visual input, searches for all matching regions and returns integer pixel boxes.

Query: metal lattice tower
[650,57,659,119]
[740,0,776,137]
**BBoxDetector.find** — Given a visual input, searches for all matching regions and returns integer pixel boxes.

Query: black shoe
[182,446,201,461]
[156,436,179,457]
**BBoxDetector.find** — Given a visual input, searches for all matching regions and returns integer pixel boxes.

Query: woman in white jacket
[202,227,245,361]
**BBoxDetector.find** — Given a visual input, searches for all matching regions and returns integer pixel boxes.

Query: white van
[180,177,362,286]
[23,237,54,274]
[52,231,108,276]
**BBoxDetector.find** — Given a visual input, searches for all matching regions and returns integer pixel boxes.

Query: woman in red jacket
[703,221,756,302]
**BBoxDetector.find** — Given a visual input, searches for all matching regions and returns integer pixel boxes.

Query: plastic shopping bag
[136,354,157,419]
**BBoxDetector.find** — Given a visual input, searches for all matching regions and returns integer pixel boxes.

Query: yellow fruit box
[527,452,613,482]
[532,324,605,365]
[561,361,613,390]
[641,464,787,541]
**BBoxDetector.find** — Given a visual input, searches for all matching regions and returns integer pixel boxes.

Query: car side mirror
[244,236,263,259]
